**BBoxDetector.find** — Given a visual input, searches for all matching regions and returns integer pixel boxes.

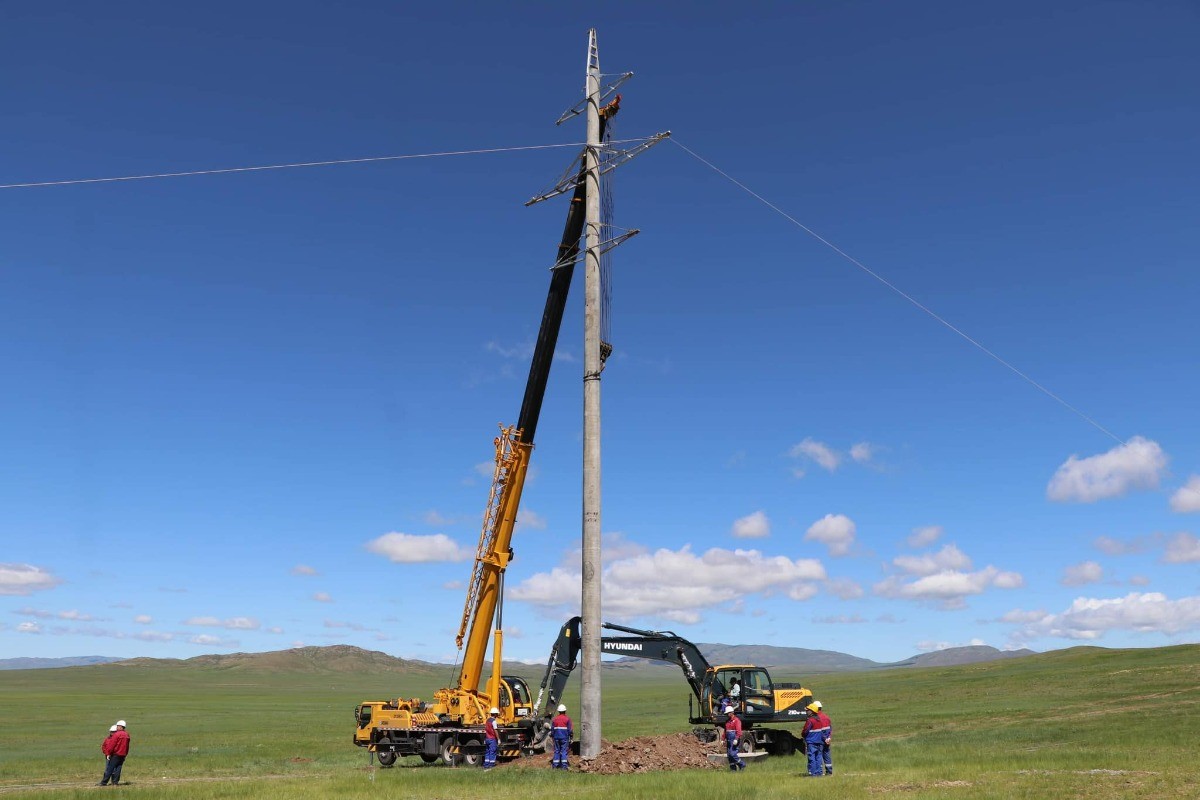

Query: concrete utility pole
[579,26,603,762]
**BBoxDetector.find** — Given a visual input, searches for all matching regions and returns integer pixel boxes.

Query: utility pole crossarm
[525,132,671,206]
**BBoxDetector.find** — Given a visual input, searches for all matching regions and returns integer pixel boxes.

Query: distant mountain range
[0,655,127,670]
[0,642,1034,673]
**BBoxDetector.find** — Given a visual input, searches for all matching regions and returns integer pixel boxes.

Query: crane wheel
[376,737,398,767]
[439,737,462,766]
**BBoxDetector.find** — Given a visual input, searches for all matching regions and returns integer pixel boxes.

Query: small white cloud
[732,511,771,539]
[1061,561,1104,586]
[473,462,494,479]
[1093,535,1150,556]
[1162,532,1200,564]
[876,563,1024,610]
[486,339,534,360]
[267,626,284,634]
[365,532,472,563]
[517,509,547,531]
[184,616,261,631]
[133,615,152,625]
[789,438,842,471]
[814,614,868,624]
[0,564,62,596]
[1046,436,1167,503]
[188,634,224,646]
[313,592,332,603]
[791,467,807,480]
[291,565,319,576]
[824,577,864,600]
[906,526,943,548]
[849,442,875,463]
[893,544,972,577]
[1170,476,1200,513]
[916,638,986,652]
[17,621,42,634]
[1128,575,1151,586]
[805,514,856,556]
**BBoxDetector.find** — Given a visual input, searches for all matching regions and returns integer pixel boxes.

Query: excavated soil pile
[572,733,723,774]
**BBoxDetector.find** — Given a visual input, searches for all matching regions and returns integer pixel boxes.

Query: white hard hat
[557,704,567,712]
[723,705,734,714]
[489,707,499,715]
[811,700,822,710]
[109,725,118,732]
[116,720,127,727]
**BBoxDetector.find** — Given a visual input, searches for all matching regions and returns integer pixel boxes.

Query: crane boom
[452,96,622,700]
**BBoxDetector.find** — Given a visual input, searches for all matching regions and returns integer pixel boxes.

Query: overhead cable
[671,138,1124,446]
[0,138,653,190]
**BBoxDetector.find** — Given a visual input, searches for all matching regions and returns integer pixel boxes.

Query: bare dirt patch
[507,733,722,774]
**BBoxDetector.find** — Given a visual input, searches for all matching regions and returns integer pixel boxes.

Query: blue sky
[2,1,1198,666]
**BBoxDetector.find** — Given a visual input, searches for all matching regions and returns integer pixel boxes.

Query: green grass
[1,645,1198,798]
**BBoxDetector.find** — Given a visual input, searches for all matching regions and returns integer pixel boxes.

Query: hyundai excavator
[351,96,623,768]
[532,617,815,757]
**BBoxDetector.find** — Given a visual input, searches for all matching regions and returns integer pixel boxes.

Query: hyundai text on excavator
[534,617,815,757]
[351,97,623,768]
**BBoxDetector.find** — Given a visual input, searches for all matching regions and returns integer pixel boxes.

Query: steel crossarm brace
[555,72,635,126]
[549,229,640,271]
[525,131,671,206]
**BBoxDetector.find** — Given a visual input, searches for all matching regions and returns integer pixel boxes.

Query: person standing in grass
[98,719,130,786]
[550,704,573,770]
[723,705,746,771]
[802,701,832,777]
[482,707,499,770]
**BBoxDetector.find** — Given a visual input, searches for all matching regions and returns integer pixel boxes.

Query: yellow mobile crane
[352,97,623,768]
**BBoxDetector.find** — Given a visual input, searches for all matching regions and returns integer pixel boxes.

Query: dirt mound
[574,733,722,774]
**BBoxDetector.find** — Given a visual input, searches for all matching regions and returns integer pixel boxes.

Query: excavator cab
[499,676,534,720]
[708,666,774,721]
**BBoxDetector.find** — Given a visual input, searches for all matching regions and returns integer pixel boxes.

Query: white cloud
[1129,575,1151,586]
[291,565,319,576]
[16,607,98,621]
[1061,561,1104,586]
[17,621,42,634]
[0,564,62,596]
[789,438,841,471]
[875,564,1024,610]
[517,509,547,531]
[189,634,225,646]
[732,511,771,539]
[824,577,864,600]
[184,616,261,631]
[1163,533,1200,564]
[313,592,332,603]
[893,544,972,577]
[365,532,472,563]
[805,514,856,556]
[814,614,868,624]
[558,531,650,569]
[1093,535,1154,555]
[511,544,826,624]
[849,442,875,463]
[1170,476,1200,513]
[134,615,152,624]
[486,339,534,360]
[1007,592,1200,640]
[916,637,987,652]
[907,526,943,548]
[1046,436,1167,503]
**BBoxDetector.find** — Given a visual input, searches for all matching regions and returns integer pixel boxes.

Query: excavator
[532,617,815,757]
[351,96,623,768]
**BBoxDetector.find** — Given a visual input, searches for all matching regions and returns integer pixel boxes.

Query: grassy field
[1,644,1197,798]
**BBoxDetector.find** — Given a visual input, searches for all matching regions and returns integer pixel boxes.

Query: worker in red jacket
[98,719,131,786]
[723,705,746,771]
[482,707,499,769]
[802,701,832,776]
[550,704,573,770]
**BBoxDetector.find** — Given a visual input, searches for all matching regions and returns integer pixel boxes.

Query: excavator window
[499,683,512,708]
